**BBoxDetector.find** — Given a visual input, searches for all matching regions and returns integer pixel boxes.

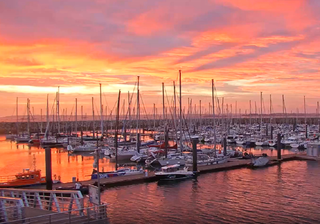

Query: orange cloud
[0,0,320,116]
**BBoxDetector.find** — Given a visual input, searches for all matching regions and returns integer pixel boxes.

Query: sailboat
[151,71,186,166]
[15,99,31,143]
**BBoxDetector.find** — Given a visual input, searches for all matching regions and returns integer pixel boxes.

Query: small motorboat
[268,140,276,147]
[0,169,46,188]
[290,143,299,148]
[155,164,195,181]
[250,154,270,168]
[236,139,245,145]
[91,168,144,179]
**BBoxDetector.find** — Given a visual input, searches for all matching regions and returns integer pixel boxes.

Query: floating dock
[28,153,317,190]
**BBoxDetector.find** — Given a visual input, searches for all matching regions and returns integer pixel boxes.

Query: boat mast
[235,101,237,125]
[260,92,263,130]
[45,94,49,139]
[115,90,121,170]
[173,81,177,145]
[128,91,131,129]
[92,97,95,139]
[179,70,183,154]
[128,91,131,133]
[269,94,272,124]
[162,82,165,121]
[199,100,202,128]
[249,100,252,125]
[211,79,216,154]
[99,83,103,139]
[317,101,320,133]
[16,97,19,135]
[254,101,257,123]
[304,95,307,138]
[40,108,43,133]
[304,95,307,125]
[221,97,224,130]
[282,94,285,122]
[75,98,78,135]
[57,86,60,134]
[153,103,156,130]
[27,98,30,136]
[136,76,140,153]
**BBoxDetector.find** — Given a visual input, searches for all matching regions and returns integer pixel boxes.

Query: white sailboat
[152,71,185,166]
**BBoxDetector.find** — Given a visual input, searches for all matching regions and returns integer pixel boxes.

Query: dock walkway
[29,153,317,190]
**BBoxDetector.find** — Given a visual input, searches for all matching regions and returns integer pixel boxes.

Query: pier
[26,153,318,191]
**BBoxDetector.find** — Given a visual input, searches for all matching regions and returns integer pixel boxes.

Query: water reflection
[101,161,320,224]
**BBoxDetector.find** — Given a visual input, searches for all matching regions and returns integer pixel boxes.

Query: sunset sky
[1,0,320,118]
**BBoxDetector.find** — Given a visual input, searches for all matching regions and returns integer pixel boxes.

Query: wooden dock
[28,153,317,191]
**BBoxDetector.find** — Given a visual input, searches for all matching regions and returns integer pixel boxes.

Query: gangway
[0,188,107,223]
[0,188,84,214]
[0,197,24,222]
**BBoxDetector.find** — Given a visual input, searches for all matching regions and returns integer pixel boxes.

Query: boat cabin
[15,169,43,181]
[161,164,181,173]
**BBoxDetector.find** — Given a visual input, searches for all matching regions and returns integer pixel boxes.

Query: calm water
[102,160,320,224]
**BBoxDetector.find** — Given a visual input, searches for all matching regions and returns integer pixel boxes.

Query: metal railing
[0,188,84,215]
[0,197,25,222]
[5,204,108,224]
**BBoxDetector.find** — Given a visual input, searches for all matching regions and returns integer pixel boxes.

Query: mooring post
[123,128,127,142]
[45,147,53,190]
[266,123,268,136]
[192,137,199,172]
[305,124,308,139]
[277,133,282,160]
[223,136,227,156]
[137,133,141,153]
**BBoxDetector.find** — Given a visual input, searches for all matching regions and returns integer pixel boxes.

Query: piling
[137,133,141,153]
[266,123,268,136]
[305,124,308,139]
[45,147,53,190]
[277,133,282,160]
[192,138,198,172]
[223,137,227,156]
[123,128,127,142]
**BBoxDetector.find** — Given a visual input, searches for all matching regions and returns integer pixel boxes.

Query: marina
[0,133,317,189]
[1,1,320,222]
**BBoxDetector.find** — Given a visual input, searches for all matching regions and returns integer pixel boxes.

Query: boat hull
[91,170,143,179]
[156,173,194,181]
